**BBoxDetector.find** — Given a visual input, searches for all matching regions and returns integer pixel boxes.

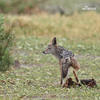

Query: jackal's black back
[55,46,74,78]
[56,46,74,59]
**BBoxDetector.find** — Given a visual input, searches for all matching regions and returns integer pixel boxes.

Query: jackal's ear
[52,37,57,45]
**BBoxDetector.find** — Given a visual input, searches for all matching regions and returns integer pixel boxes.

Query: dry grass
[5,12,100,41]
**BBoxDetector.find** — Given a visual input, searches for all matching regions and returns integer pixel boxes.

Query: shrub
[0,15,13,71]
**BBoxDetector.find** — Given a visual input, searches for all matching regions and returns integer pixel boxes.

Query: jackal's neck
[52,46,63,60]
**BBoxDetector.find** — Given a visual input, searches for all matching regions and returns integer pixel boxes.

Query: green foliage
[0,15,13,71]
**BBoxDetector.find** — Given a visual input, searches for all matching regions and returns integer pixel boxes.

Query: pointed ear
[52,37,57,45]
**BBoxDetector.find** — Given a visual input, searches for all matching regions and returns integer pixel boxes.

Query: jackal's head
[43,37,57,54]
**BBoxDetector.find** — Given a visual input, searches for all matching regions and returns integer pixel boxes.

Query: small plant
[0,15,13,71]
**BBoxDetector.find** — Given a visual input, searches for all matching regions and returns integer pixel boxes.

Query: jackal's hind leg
[70,57,80,83]
[73,70,79,83]
[70,57,80,71]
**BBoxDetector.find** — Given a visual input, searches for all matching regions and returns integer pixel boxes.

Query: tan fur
[70,57,80,71]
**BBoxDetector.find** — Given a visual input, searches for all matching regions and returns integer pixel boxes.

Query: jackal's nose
[42,51,45,54]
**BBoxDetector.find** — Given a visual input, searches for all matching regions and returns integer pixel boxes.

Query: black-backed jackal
[43,37,80,87]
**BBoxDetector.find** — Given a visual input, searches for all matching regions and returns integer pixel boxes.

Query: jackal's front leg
[59,60,63,85]
[63,67,69,88]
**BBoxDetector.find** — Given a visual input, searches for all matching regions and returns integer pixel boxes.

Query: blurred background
[0,0,100,15]
[0,0,100,99]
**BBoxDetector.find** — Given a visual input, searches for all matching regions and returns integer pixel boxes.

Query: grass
[6,12,100,55]
[0,0,100,14]
[0,12,100,99]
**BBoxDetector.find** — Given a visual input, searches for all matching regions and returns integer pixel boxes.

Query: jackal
[43,37,80,86]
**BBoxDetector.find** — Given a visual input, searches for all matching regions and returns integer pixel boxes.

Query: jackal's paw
[63,83,68,88]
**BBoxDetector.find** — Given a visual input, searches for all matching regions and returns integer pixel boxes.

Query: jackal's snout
[42,47,53,54]
[42,51,47,54]
[42,51,45,54]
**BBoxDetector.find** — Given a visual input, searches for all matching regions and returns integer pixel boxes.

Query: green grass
[0,12,100,99]
[5,12,100,55]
